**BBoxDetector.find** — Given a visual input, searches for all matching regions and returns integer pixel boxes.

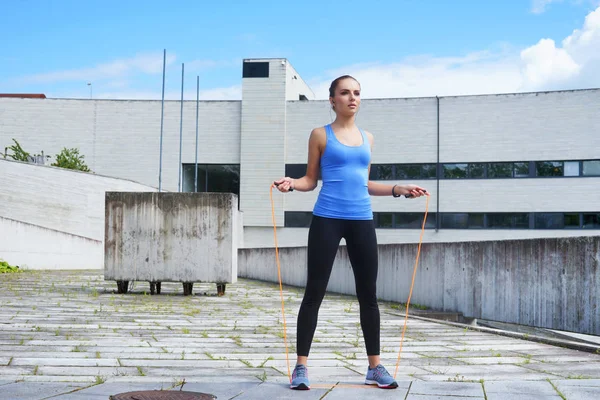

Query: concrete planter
[104,192,240,295]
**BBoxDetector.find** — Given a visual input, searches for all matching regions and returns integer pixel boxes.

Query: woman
[275,75,428,390]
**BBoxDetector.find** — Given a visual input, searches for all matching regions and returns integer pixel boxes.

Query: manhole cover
[110,391,216,400]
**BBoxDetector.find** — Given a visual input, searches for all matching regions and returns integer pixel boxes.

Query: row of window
[285,159,600,180]
[284,212,600,229]
[182,164,240,195]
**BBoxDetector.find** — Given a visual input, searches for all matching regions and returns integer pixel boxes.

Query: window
[468,213,485,228]
[583,161,600,176]
[564,161,580,177]
[583,213,600,229]
[514,162,530,178]
[421,164,437,179]
[488,213,529,229]
[285,164,306,179]
[488,163,512,178]
[535,213,564,229]
[443,164,468,179]
[468,163,485,178]
[182,164,240,196]
[370,164,393,180]
[242,61,269,78]
[536,161,563,177]
[284,212,313,228]
[564,213,580,228]
[395,164,421,179]
[375,213,393,228]
[394,212,436,229]
[441,213,469,229]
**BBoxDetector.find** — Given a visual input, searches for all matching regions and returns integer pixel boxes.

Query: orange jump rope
[269,183,430,383]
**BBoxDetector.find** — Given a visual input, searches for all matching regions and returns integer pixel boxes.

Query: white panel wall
[0,98,241,192]
[439,89,600,162]
[239,59,288,226]
[0,159,157,241]
[285,61,315,101]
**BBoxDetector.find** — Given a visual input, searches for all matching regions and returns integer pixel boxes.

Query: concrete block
[104,192,240,290]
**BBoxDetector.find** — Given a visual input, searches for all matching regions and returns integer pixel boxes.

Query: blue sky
[1,0,599,100]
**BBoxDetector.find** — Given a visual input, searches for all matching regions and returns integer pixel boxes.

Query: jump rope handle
[404,190,428,198]
[273,182,294,192]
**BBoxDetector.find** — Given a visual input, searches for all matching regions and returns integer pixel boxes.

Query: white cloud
[520,5,600,90]
[22,52,177,84]
[311,6,600,99]
[531,0,562,14]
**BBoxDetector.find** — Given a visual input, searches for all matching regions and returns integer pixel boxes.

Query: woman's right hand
[274,177,294,192]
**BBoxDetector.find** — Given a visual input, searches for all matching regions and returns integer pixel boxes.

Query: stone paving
[1,270,599,399]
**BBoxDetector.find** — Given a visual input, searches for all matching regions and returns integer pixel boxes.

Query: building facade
[1,58,599,248]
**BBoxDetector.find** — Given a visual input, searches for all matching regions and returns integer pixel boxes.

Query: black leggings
[297,215,380,357]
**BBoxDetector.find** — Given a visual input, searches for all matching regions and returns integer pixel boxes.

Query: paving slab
[1,270,600,399]
[233,382,332,399]
[322,382,411,399]
[0,382,87,399]
[483,380,562,399]
[409,381,484,397]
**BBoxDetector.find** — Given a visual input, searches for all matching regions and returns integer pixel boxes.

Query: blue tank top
[313,124,373,220]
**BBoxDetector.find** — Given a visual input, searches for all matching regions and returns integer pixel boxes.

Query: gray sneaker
[365,364,398,389]
[290,364,310,390]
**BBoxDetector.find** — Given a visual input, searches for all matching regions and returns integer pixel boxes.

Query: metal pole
[178,63,184,192]
[158,49,166,192]
[194,76,199,192]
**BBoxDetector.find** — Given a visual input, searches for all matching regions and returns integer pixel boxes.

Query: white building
[1,58,599,249]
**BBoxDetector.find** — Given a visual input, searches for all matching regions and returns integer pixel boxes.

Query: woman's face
[331,78,361,115]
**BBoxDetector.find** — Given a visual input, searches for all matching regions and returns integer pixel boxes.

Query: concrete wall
[0,216,101,270]
[0,159,158,269]
[238,235,600,335]
[104,192,240,283]
[0,159,157,241]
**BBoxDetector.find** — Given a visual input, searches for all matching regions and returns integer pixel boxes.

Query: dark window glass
[536,161,563,177]
[488,163,512,178]
[421,164,437,179]
[242,61,269,78]
[375,213,393,228]
[468,163,485,178]
[206,165,240,195]
[443,163,468,178]
[182,164,208,192]
[583,213,600,229]
[284,212,312,227]
[535,213,563,229]
[514,162,529,178]
[488,213,512,228]
[396,213,425,228]
[514,213,530,229]
[469,213,485,228]
[285,164,306,179]
[396,164,421,179]
[583,161,600,176]
[441,213,468,229]
[564,213,580,228]
[369,164,393,180]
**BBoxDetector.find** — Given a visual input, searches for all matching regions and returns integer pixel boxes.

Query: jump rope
[269,183,430,383]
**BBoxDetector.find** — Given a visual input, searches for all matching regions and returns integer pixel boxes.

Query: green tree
[52,147,91,172]
[1,139,31,162]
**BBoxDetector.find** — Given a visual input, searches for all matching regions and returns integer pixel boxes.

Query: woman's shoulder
[309,126,327,140]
